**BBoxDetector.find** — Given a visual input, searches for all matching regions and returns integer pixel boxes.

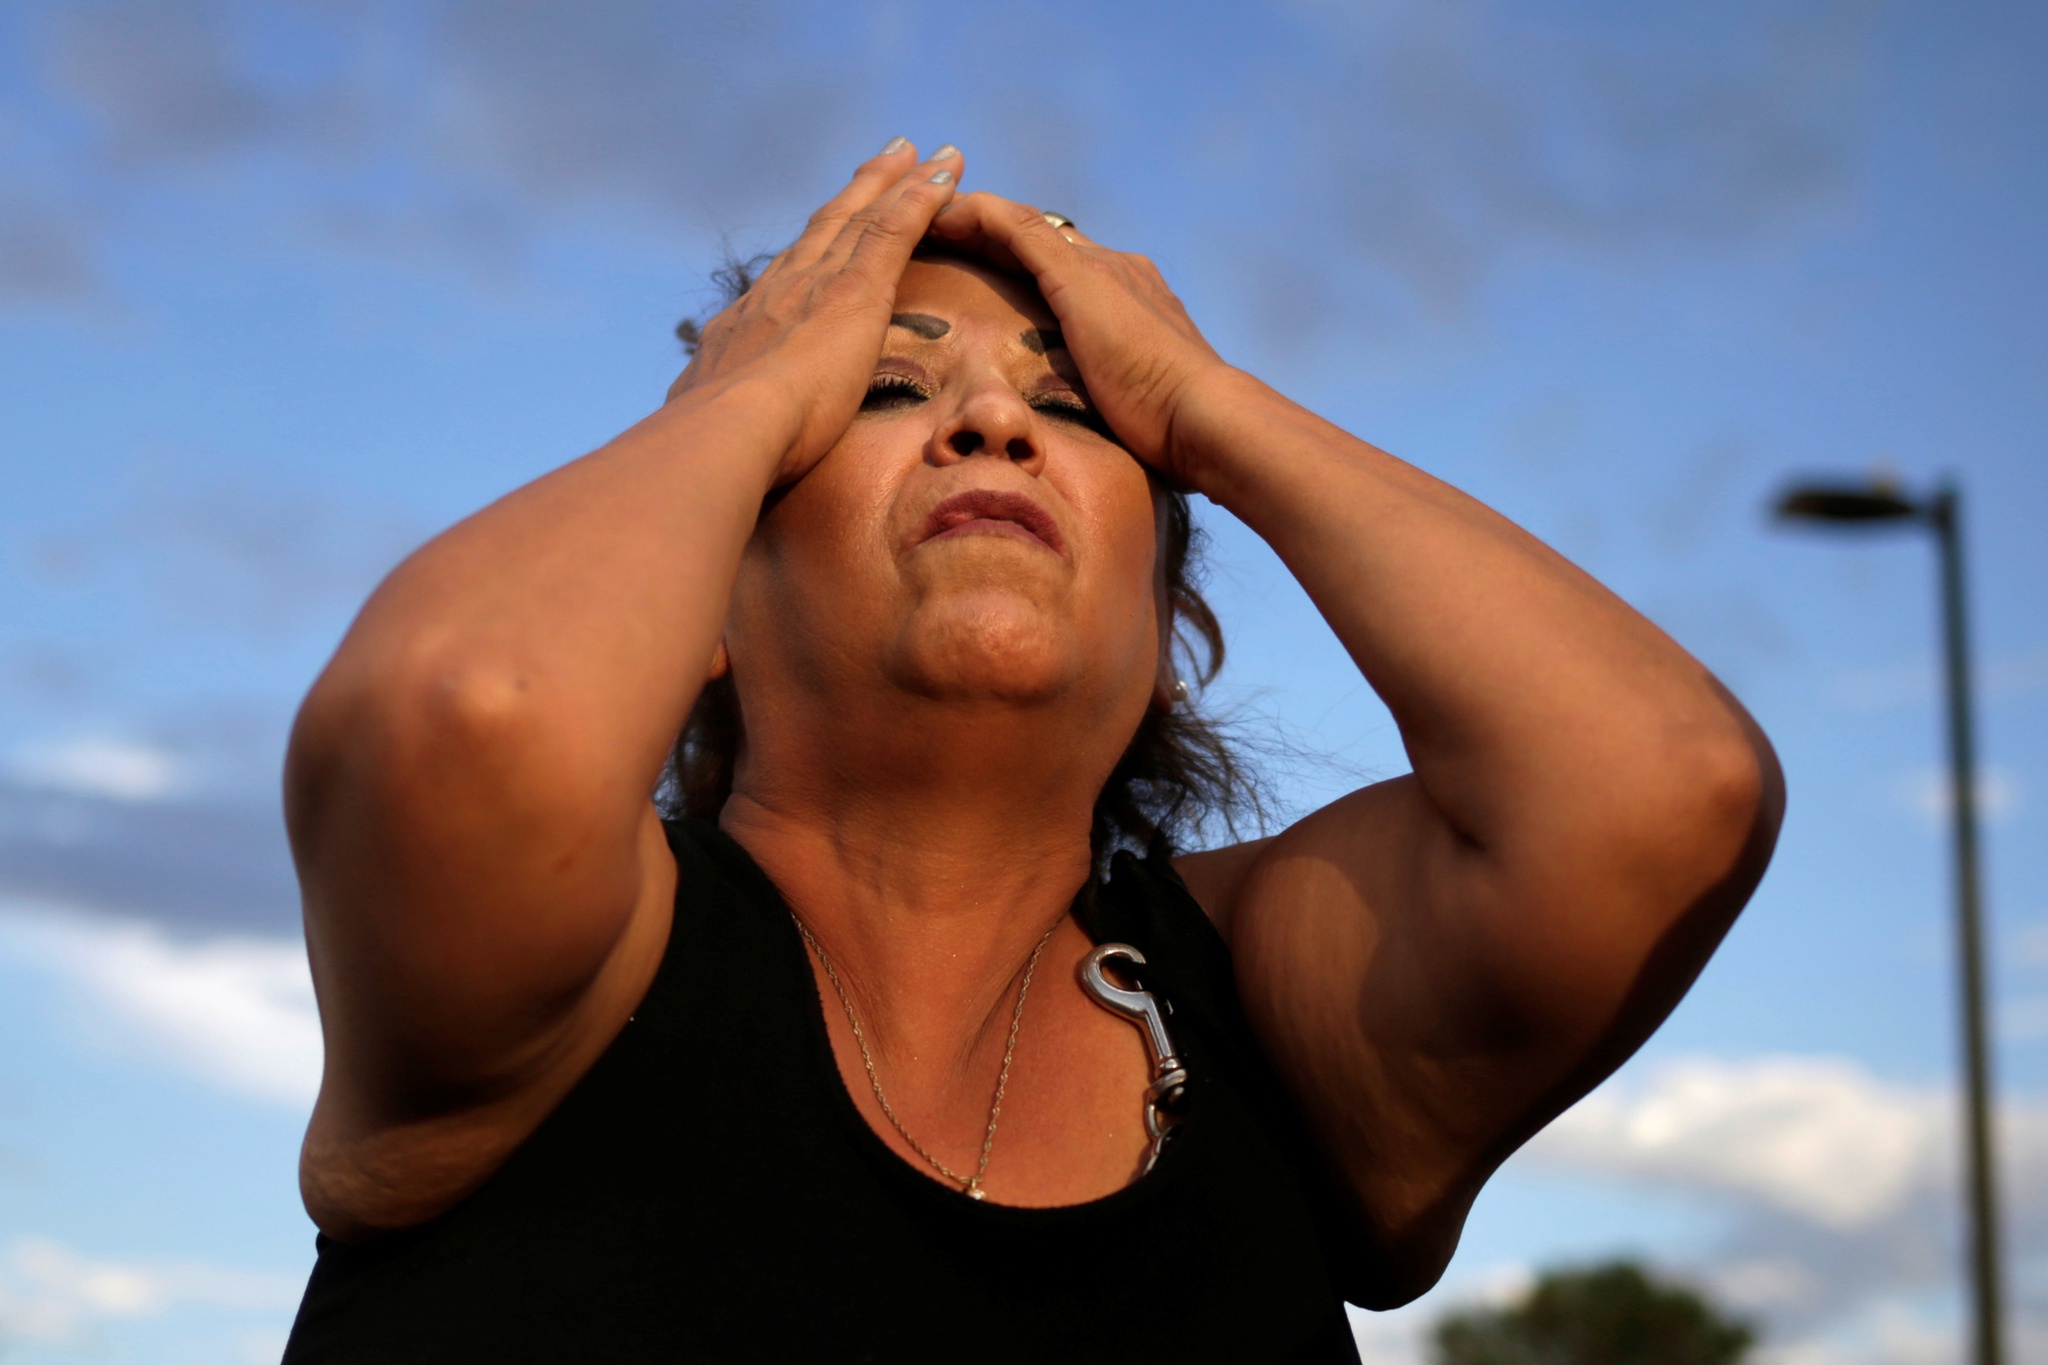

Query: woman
[281,140,1782,1362]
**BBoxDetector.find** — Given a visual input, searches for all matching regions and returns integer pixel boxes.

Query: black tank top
[283,820,1370,1363]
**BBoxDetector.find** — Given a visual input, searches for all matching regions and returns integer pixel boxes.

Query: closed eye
[861,373,930,412]
[1032,395,1117,442]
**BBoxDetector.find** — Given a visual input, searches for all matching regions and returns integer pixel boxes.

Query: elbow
[1615,701,1784,919]
[1533,691,1784,927]
[286,643,574,862]
[1688,704,1785,886]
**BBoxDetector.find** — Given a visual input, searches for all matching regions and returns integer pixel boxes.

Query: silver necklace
[792,913,1060,1201]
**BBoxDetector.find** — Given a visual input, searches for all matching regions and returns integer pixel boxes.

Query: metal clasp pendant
[1079,944,1190,1172]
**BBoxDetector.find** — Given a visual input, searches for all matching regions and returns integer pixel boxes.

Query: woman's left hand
[924,194,1234,483]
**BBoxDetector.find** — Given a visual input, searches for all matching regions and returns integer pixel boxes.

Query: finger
[927,193,1082,263]
[1050,217,1096,247]
[781,137,922,266]
[822,144,960,250]
[1032,208,1095,248]
[926,192,1090,296]
[820,145,963,277]
[787,137,921,262]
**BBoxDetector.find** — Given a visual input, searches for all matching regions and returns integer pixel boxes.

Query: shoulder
[1171,836,1278,942]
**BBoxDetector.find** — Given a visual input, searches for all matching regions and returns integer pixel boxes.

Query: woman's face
[723,255,1168,780]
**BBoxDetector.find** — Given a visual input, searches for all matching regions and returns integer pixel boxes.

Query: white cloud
[239,1327,295,1363]
[1750,1298,1960,1365]
[1,901,321,1108]
[0,1236,300,1347]
[1349,1302,1428,1365]
[1709,1256,1822,1313]
[1528,1055,1945,1228]
[1512,1055,2048,1361]
[9,735,185,801]
[1351,1259,1538,1363]
[1889,765,2019,826]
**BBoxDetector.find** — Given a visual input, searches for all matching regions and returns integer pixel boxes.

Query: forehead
[891,254,1055,333]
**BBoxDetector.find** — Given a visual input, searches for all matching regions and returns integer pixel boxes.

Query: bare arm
[287,143,963,1239]
[929,197,1783,1304]
[1172,374,1781,1303]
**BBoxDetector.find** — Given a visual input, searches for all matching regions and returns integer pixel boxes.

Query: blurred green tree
[1431,1260,1754,1365]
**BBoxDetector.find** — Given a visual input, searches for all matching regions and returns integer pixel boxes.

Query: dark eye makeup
[1030,393,1117,440]
[860,373,1116,441]
[860,373,931,412]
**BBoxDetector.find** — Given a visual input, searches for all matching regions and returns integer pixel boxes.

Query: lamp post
[1774,476,2001,1365]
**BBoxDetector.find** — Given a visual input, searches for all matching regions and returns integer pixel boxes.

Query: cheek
[1066,461,1168,650]
[728,437,905,655]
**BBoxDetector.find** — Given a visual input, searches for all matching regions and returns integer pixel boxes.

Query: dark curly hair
[658,252,1260,874]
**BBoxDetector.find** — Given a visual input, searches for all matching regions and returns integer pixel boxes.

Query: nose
[927,373,1046,474]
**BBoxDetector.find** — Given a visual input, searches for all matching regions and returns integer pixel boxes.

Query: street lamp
[1773,475,2002,1365]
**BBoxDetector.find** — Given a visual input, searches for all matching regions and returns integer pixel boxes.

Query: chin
[885,594,1085,705]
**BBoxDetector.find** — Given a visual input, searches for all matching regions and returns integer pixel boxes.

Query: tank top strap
[1086,843,1379,1307]
[1085,850,1237,996]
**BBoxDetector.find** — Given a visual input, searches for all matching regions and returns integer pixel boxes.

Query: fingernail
[930,144,959,161]
[879,136,909,155]
[927,169,955,186]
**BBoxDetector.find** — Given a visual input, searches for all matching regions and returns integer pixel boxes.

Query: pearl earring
[1171,679,1190,703]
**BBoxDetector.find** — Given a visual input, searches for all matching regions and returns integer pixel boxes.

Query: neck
[721,779,1095,941]
[717,701,1111,1039]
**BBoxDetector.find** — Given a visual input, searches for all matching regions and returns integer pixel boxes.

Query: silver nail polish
[927,169,954,186]
[930,144,959,161]
[879,136,909,155]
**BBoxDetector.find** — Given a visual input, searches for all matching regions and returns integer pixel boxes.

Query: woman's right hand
[667,139,962,487]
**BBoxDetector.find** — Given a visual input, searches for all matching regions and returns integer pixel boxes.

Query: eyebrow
[1020,327,1066,354]
[889,312,950,339]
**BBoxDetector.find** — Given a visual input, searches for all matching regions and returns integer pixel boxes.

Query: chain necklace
[792,913,1061,1201]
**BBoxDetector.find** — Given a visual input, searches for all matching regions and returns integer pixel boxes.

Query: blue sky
[1,0,2045,1359]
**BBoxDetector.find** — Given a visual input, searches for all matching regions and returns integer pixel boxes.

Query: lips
[915,489,1067,555]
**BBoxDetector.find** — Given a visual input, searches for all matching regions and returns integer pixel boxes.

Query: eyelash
[860,375,1115,439]
[860,373,930,411]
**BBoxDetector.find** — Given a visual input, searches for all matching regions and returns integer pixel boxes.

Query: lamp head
[1774,480,1923,527]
